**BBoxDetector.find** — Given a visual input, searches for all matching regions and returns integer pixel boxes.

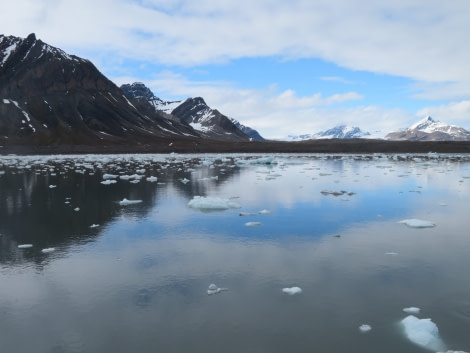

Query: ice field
[0,152,469,353]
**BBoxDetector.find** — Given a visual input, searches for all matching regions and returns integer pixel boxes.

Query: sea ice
[359,324,372,332]
[207,283,228,295]
[258,209,271,214]
[245,221,261,227]
[188,196,241,210]
[17,244,33,249]
[403,307,421,314]
[401,315,445,351]
[119,198,143,206]
[90,224,100,228]
[101,180,117,185]
[146,176,158,182]
[399,219,436,228]
[41,247,55,253]
[102,173,118,180]
[282,287,302,295]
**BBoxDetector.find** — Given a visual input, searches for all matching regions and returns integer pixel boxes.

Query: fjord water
[1,153,469,353]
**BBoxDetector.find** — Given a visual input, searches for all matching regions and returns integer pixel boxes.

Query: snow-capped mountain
[286,125,370,141]
[170,97,252,141]
[120,82,181,114]
[121,82,264,141]
[386,116,470,141]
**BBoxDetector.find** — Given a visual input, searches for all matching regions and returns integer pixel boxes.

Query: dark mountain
[385,116,470,141]
[170,97,252,141]
[120,82,182,115]
[0,33,199,146]
[121,82,264,141]
[229,118,264,141]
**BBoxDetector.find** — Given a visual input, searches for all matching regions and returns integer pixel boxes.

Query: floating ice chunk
[74,207,80,212]
[207,283,228,295]
[49,185,56,188]
[180,178,190,184]
[401,315,445,351]
[146,176,158,182]
[245,221,261,227]
[119,198,143,206]
[18,244,33,249]
[236,156,277,165]
[90,224,100,228]
[258,209,271,214]
[188,196,241,210]
[129,179,140,184]
[41,247,55,253]
[282,287,302,295]
[102,173,118,179]
[399,219,436,228]
[101,179,117,185]
[403,307,421,314]
[359,324,372,332]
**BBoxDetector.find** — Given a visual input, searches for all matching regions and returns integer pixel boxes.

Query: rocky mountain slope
[121,82,264,141]
[385,116,470,141]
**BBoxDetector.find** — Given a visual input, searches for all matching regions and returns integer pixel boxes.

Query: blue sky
[2,0,470,139]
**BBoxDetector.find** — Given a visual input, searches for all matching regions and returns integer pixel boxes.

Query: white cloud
[416,101,470,124]
[3,0,470,84]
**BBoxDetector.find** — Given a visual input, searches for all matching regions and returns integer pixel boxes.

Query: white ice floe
[282,287,302,295]
[403,307,421,314]
[258,209,271,214]
[399,219,436,228]
[119,198,143,206]
[180,178,190,184]
[359,324,372,332]
[245,221,262,227]
[207,283,228,295]
[146,176,158,182]
[17,244,33,249]
[41,247,55,253]
[188,196,241,210]
[74,207,80,211]
[90,224,100,228]
[102,173,118,180]
[401,315,445,351]
[49,185,56,188]
[101,179,117,185]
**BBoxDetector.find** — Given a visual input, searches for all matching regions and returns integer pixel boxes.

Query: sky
[2,0,470,139]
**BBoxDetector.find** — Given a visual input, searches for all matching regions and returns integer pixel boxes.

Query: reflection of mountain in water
[0,154,241,264]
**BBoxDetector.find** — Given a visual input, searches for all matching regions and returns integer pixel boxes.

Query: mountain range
[286,125,371,141]
[0,33,262,148]
[1,33,469,149]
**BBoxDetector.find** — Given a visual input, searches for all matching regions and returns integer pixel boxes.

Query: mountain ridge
[385,116,470,141]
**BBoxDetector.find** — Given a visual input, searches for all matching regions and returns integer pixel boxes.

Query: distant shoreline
[2,139,470,155]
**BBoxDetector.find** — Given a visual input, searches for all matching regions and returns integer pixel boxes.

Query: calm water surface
[0,153,469,353]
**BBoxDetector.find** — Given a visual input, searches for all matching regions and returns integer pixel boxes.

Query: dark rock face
[171,97,252,141]
[0,33,198,145]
